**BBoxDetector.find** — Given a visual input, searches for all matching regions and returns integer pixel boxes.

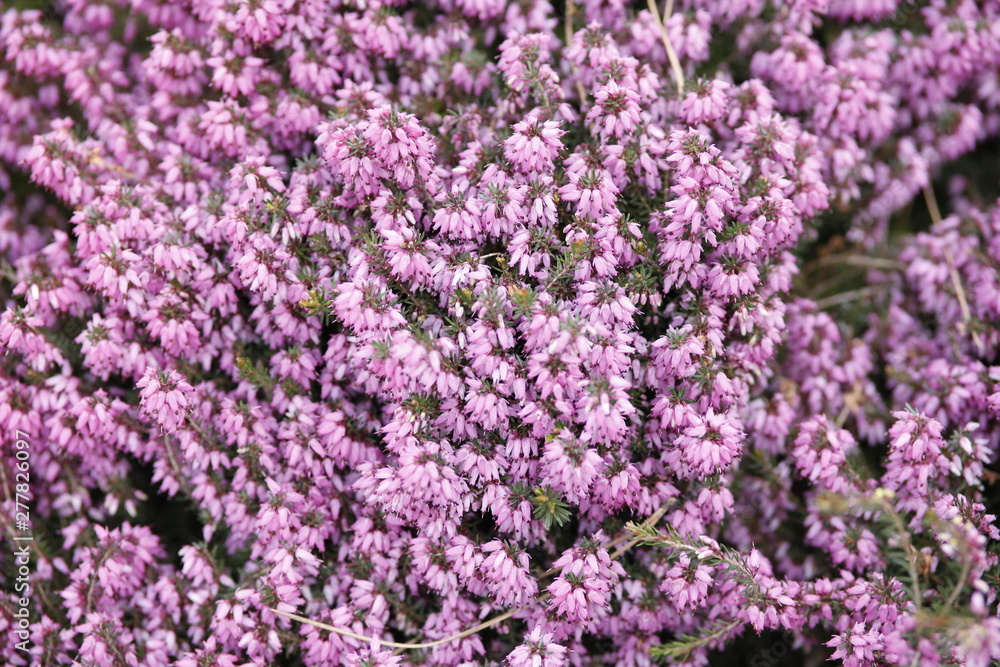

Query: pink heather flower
[575,280,636,325]
[229,0,286,44]
[669,178,733,238]
[524,175,559,227]
[69,390,125,446]
[74,614,138,667]
[136,368,193,432]
[671,409,744,478]
[791,416,858,494]
[953,617,1000,666]
[455,0,507,20]
[679,79,731,125]
[363,105,438,192]
[271,346,319,386]
[577,374,635,446]
[234,234,292,302]
[0,309,64,372]
[380,228,433,285]
[434,186,483,240]
[358,439,469,537]
[812,71,897,145]
[547,536,624,623]
[827,622,884,667]
[805,512,885,571]
[706,256,760,298]
[61,523,167,625]
[465,378,511,430]
[504,111,565,174]
[651,327,706,380]
[558,169,619,220]
[24,123,96,206]
[445,534,486,594]
[9,3,1000,666]
[587,79,642,139]
[207,50,266,98]
[592,459,641,509]
[931,494,998,580]
[663,10,713,62]
[751,34,826,113]
[540,432,602,504]
[478,165,528,238]
[352,9,410,60]
[409,536,459,593]
[724,78,776,128]
[882,408,951,517]
[497,32,561,99]
[175,638,240,667]
[343,645,403,667]
[565,23,617,78]
[482,483,534,538]
[230,157,285,207]
[198,100,249,157]
[546,570,603,622]
[142,293,205,358]
[320,124,383,205]
[507,627,567,667]
[827,0,899,22]
[371,188,423,232]
[450,54,496,96]
[85,246,143,302]
[333,277,408,332]
[287,48,339,96]
[660,555,713,612]
[481,540,538,607]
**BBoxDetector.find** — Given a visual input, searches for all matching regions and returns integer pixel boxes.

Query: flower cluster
[1,1,1000,666]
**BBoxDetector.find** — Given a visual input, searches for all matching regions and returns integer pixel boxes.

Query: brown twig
[813,285,886,310]
[804,254,906,273]
[565,1,588,104]
[611,502,670,559]
[647,0,685,95]
[270,502,673,651]
[271,607,521,650]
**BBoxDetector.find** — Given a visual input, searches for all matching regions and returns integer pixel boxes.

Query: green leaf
[531,487,572,530]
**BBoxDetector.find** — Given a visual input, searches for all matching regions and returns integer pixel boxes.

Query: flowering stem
[0,259,15,282]
[544,246,584,294]
[163,435,183,481]
[649,618,743,662]
[162,433,199,497]
[944,554,972,609]
[875,494,922,613]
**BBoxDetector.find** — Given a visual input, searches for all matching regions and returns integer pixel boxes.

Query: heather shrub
[1,1,999,666]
